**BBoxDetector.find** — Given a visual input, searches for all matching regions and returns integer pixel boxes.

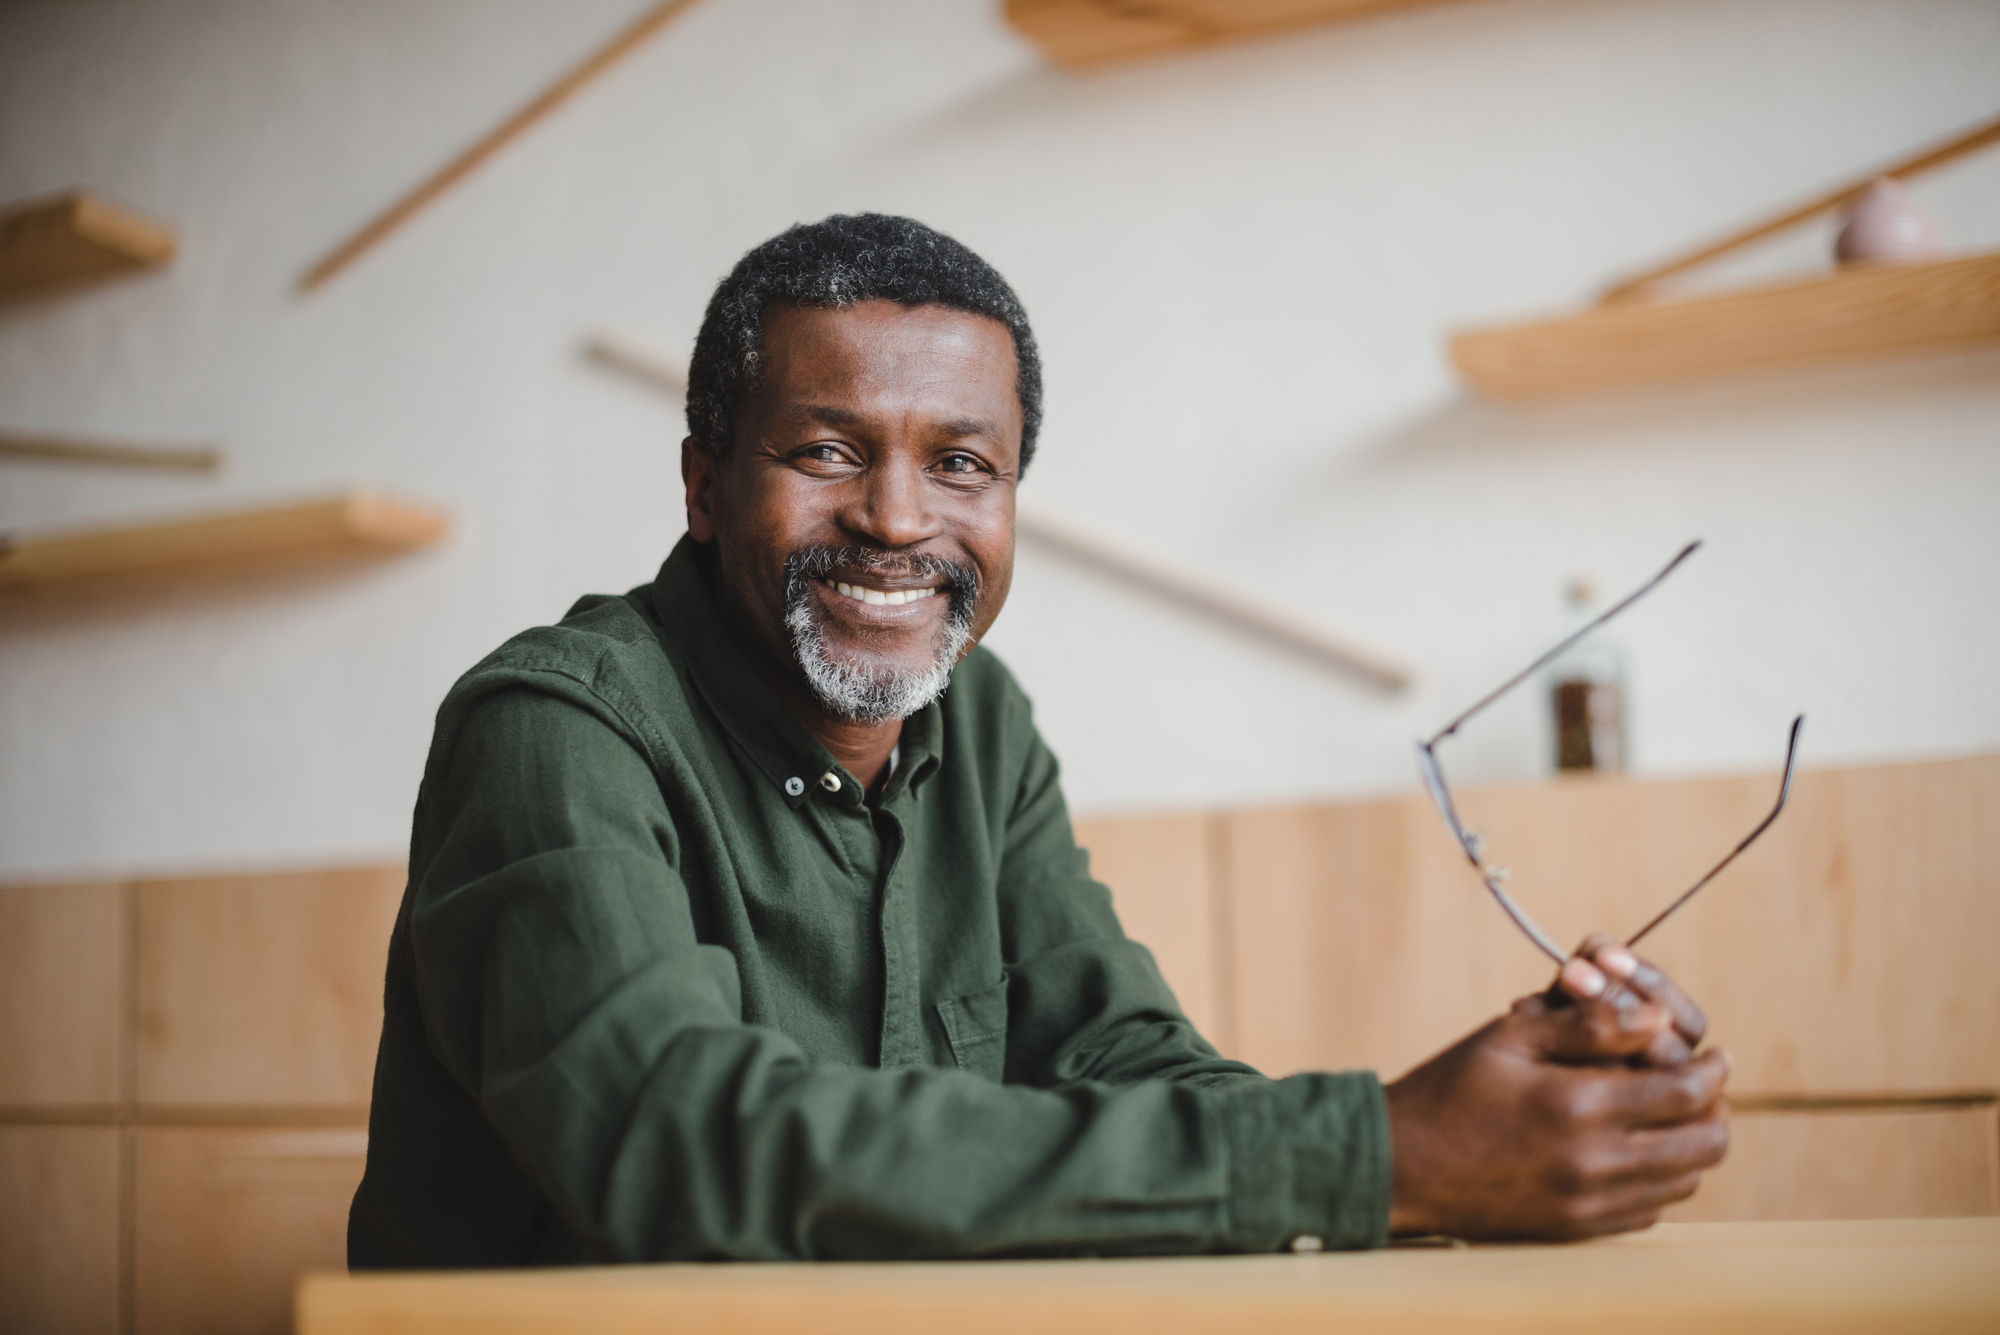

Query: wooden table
[299,1218,2000,1334]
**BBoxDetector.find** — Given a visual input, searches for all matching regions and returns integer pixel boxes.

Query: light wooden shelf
[0,433,221,473]
[1005,0,1464,66]
[1451,250,2000,399]
[0,492,448,602]
[0,191,178,303]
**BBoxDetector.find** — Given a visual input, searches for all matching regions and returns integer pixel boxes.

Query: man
[350,214,1727,1267]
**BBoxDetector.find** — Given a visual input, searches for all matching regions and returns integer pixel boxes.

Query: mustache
[784,545,981,618]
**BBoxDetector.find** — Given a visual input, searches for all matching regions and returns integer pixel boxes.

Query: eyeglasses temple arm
[1426,541,1703,748]
[1627,714,1804,948]
[1418,740,1570,964]
[1485,876,1570,964]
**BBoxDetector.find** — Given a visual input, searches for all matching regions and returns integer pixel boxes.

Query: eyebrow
[789,404,1001,441]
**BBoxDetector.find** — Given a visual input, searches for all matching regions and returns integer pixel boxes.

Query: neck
[750,650,903,792]
[807,711,903,793]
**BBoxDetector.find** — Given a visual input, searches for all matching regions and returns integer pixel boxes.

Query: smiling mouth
[818,578,941,607]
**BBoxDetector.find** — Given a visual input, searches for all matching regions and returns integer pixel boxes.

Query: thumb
[1515,986,1679,1064]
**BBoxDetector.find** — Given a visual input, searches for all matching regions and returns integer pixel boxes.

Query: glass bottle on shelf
[1546,577,1627,774]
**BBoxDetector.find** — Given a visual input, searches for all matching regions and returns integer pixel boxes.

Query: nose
[840,455,940,551]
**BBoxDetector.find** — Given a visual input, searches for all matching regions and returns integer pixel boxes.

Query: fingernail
[1597,946,1638,979]
[1564,959,1606,998]
[1619,1002,1665,1032]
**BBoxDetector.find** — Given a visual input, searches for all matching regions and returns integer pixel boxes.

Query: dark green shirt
[349,536,1389,1267]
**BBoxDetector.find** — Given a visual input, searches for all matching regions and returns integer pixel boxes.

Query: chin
[787,604,970,724]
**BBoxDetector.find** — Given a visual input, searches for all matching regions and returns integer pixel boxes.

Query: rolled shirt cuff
[1218,1070,1391,1252]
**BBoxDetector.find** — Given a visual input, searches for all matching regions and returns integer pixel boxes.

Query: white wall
[2,0,1996,880]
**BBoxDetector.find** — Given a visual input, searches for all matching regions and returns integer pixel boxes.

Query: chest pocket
[936,977,1009,1082]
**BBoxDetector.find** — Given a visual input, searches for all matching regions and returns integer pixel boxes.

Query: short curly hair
[685,214,1043,471]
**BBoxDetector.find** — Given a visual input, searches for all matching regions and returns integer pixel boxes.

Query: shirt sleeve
[989,719,1392,1248]
[406,677,1390,1263]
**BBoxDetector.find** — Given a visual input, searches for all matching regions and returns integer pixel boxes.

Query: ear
[682,438,721,542]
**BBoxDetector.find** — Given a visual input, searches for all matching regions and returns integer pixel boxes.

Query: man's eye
[803,444,845,463]
[937,454,983,474]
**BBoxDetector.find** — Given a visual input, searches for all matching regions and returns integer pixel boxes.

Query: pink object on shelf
[1834,177,1941,265]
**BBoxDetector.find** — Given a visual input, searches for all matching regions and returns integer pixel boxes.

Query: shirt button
[819,772,842,793]
[784,777,805,797]
[1289,1235,1324,1254]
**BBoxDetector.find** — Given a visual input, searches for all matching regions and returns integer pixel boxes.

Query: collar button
[783,776,805,797]
[819,772,842,793]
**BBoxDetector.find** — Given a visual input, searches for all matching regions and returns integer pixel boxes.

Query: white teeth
[822,578,939,604]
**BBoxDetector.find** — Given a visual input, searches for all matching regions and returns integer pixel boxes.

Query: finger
[1601,1049,1730,1126]
[1560,1173,1705,1239]
[1548,1163,1711,1241]
[1576,1167,1704,1223]
[1625,1112,1731,1179]
[1576,1107,1730,1194]
[1531,990,1676,1064]
[1584,936,1708,1048]
[1555,948,1692,1066]
[1636,1023,1693,1069]
[1511,990,1552,1018]
[1563,1206,1666,1241]
[1557,954,1610,1003]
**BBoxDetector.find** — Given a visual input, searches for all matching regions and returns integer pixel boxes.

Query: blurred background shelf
[1453,113,2000,398]
[1452,250,2000,398]
[0,190,177,302]
[0,491,449,602]
[1004,0,1467,66]
[0,432,222,473]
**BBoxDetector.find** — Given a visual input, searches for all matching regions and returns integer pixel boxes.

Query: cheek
[711,504,807,641]
[967,522,1015,630]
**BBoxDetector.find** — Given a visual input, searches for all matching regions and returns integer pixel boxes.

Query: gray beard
[782,549,978,724]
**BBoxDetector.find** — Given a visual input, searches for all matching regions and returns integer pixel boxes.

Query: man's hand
[1383,940,1729,1241]
[1550,933,1711,1068]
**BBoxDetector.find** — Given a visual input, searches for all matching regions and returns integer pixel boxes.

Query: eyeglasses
[1415,541,1804,965]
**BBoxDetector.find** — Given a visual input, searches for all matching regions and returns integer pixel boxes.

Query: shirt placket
[870,802,925,1069]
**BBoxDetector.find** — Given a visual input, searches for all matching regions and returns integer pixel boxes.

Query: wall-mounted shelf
[0,191,178,303]
[1005,0,1463,66]
[0,432,221,473]
[0,492,448,602]
[1451,250,2000,399]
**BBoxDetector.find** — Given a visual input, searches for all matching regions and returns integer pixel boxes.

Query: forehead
[754,300,1022,436]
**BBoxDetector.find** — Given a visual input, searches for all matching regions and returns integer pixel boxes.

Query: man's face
[684,299,1021,722]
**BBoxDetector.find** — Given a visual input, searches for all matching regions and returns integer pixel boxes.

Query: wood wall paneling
[1225,755,2000,1096]
[0,1125,122,1335]
[1075,813,1231,1050]
[1470,755,2000,1096]
[1668,1104,2000,1223]
[1224,792,1522,1081]
[0,883,126,1108]
[134,1127,366,1335]
[135,867,403,1108]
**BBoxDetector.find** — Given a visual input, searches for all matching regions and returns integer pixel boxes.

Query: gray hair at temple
[683,213,1045,472]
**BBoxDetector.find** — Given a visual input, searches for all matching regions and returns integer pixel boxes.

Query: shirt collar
[639,535,943,810]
